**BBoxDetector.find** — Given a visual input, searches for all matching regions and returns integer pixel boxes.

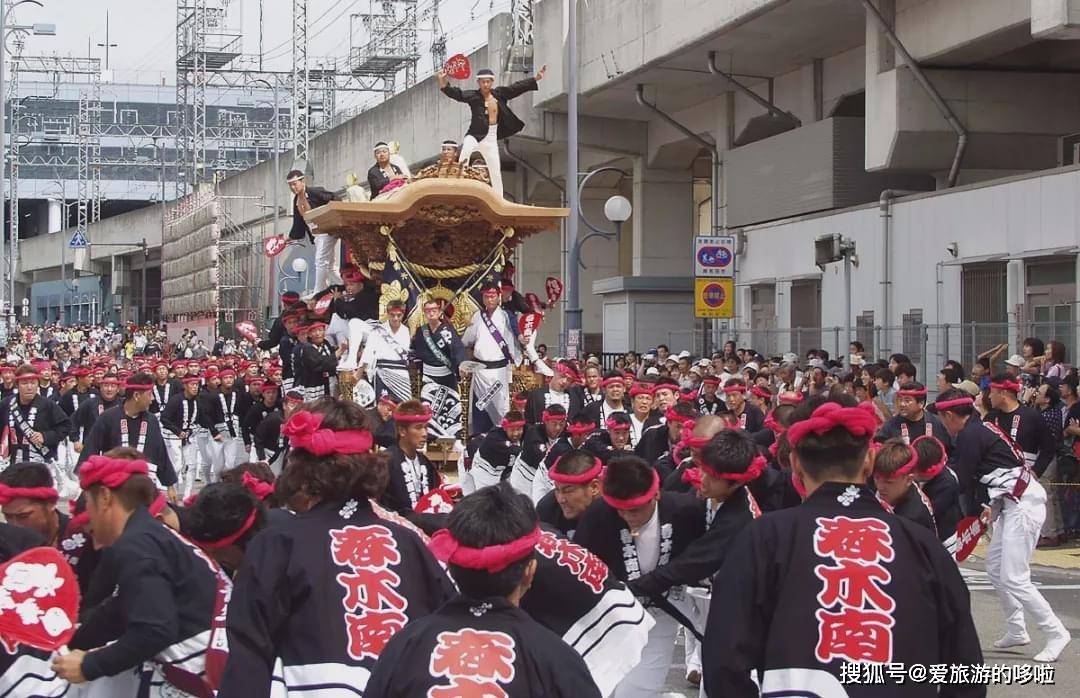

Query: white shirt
[463,308,521,364]
[629,414,648,448]
[633,505,662,575]
[359,322,412,369]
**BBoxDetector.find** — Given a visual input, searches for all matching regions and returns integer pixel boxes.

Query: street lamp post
[240,79,283,316]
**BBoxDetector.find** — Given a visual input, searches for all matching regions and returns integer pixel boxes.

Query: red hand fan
[263,235,288,258]
[954,516,987,562]
[518,312,543,342]
[443,54,471,80]
[314,295,334,315]
[0,547,79,652]
[235,320,258,342]
[545,277,564,306]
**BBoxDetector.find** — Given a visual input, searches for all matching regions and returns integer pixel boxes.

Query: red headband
[602,469,659,510]
[681,434,711,450]
[548,455,603,485]
[182,376,202,384]
[991,380,1020,393]
[0,484,59,505]
[242,471,275,501]
[911,435,949,479]
[604,418,631,432]
[378,396,398,408]
[428,526,541,573]
[763,410,782,435]
[281,411,373,456]
[501,418,527,430]
[696,454,767,485]
[199,508,259,550]
[664,408,688,424]
[555,363,578,381]
[681,466,703,489]
[565,422,595,436]
[601,377,625,388]
[701,377,720,386]
[629,383,655,397]
[722,385,745,395]
[778,392,804,405]
[786,402,879,448]
[896,387,928,398]
[934,397,974,411]
[874,444,919,480]
[15,372,41,383]
[124,382,154,392]
[285,393,306,404]
[541,410,567,423]
[394,409,433,424]
[751,386,772,400]
[149,492,168,518]
[79,456,149,489]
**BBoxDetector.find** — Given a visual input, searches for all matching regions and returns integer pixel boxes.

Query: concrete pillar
[631,161,693,277]
[775,279,793,353]
[1006,259,1026,353]
[47,198,63,234]
[1032,0,1080,39]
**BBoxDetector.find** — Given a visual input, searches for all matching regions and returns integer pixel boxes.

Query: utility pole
[564,0,580,356]
[141,237,147,323]
[96,10,117,71]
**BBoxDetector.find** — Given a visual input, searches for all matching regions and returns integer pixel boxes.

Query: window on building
[166,110,179,126]
[790,279,822,360]
[856,311,875,360]
[902,309,924,366]
[962,262,1007,369]
[119,109,139,125]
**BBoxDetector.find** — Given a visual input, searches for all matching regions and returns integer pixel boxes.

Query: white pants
[470,365,511,435]
[195,431,222,484]
[337,318,373,372]
[312,234,341,293]
[167,436,200,499]
[459,126,503,197]
[986,481,1068,638]
[221,435,248,471]
[613,608,680,698]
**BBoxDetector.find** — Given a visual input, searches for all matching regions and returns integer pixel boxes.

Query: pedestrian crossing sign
[68,231,89,249]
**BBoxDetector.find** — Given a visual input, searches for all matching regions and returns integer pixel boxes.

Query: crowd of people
[0,283,1074,696]
[0,64,1074,698]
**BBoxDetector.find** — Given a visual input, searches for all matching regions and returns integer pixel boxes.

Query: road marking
[968,584,1080,591]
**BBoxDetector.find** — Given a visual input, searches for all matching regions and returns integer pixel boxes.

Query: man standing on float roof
[437,64,546,197]
[286,169,339,294]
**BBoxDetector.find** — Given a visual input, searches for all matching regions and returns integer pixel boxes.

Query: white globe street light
[604,195,632,223]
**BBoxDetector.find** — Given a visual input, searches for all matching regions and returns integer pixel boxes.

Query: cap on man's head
[285,169,305,183]
[1004,354,1025,368]
[476,68,495,80]
[953,379,981,397]
[677,350,691,360]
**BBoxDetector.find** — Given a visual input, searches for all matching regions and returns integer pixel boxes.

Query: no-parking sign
[694,236,735,277]
[695,278,734,318]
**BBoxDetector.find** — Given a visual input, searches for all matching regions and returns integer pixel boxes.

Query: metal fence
[556,322,1080,381]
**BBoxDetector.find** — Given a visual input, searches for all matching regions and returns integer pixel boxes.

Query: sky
[11,0,509,109]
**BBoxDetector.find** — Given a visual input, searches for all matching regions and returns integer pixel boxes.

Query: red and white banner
[518,313,543,343]
[314,295,333,315]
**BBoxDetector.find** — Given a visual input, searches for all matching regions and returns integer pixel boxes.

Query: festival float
[301,160,569,437]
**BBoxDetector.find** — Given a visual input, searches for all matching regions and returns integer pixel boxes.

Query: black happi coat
[510,424,559,495]
[299,340,337,391]
[38,383,60,402]
[696,394,727,417]
[366,163,404,197]
[257,316,287,351]
[410,321,465,377]
[332,286,379,321]
[150,379,181,415]
[440,77,539,140]
[984,405,1056,476]
[242,399,277,446]
[889,483,938,536]
[877,411,952,448]
[380,445,447,535]
[470,427,522,483]
[523,386,581,424]
[73,508,223,687]
[662,455,696,494]
[578,399,630,432]
[635,423,678,469]
[628,485,760,600]
[522,529,651,696]
[58,386,96,416]
[289,185,336,241]
[582,432,635,465]
[730,403,766,434]
[574,493,706,583]
[702,482,984,698]
[0,394,71,462]
[253,409,287,463]
[953,416,1031,515]
[160,393,200,440]
[365,407,397,449]
[536,491,577,538]
[366,595,600,698]
[203,388,244,439]
[219,497,454,697]
[77,406,178,488]
[72,394,122,443]
[922,467,963,551]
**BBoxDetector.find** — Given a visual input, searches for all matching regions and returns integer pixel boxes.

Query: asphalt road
[661,560,1080,697]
